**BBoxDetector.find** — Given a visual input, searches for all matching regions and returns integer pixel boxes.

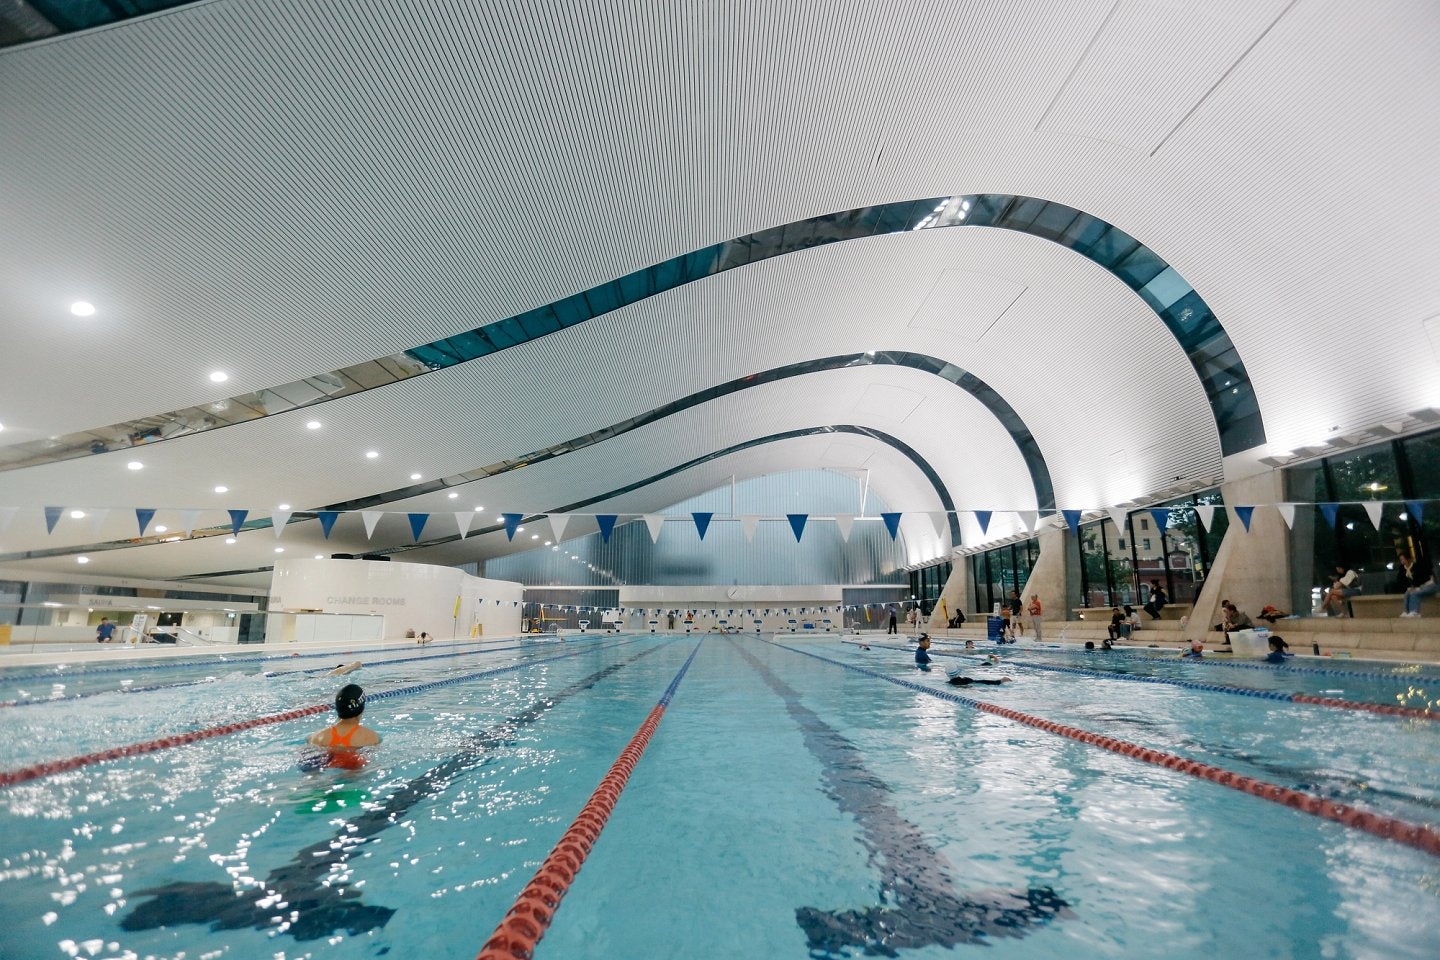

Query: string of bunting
[3,500,1427,546]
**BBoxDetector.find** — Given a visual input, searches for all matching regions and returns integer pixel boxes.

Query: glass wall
[907,561,953,618]
[966,540,1037,614]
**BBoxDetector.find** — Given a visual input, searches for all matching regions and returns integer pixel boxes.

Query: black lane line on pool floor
[770,639,1440,861]
[730,640,1071,958]
[0,636,647,788]
[0,637,610,709]
[120,644,665,942]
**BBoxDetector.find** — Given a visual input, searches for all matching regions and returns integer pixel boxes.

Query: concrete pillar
[1183,471,1290,642]
[928,555,972,629]
[1020,525,1074,620]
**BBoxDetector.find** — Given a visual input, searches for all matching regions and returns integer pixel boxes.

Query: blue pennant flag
[408,513,429,542]
[596,514,617,543]
[136,508,157,536]
[317,511,339,538]
[974,510,991,535]
[44,506,63,534]
[1062,509,1082,534]
[1406,500,1424,525]
[228,510,248,537]
[1234,505,1256,531]
[787,513,808,542]
[882,512,902,540]
[1149,508,1170,533]
[692,512,713,540]
[1319,503,1340,528]
[502,513,524,540]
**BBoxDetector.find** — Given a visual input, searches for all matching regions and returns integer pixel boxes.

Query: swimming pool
[1,634,1437,959]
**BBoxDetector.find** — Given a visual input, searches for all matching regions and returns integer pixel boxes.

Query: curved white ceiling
[1,0,1437,584]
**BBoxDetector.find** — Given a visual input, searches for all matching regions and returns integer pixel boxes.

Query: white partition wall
[620,585,847,634]
[270,558,523,640]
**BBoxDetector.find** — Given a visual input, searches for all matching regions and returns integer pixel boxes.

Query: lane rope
[848,641,1436,720]
[0,637,641,789]
[475,640,704,960]
[776,639,1440,859]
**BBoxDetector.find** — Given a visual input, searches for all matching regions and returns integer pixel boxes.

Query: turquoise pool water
[0,635,1437,959]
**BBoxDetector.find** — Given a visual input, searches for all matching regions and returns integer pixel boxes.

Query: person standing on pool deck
[307,683,381,768]
[95,617,115,643]
[1027,594,1044,641]
[887,605,898,634]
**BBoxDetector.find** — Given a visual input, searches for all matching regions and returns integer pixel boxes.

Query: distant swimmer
[303,684,381,770]
[327,661,362,676]
[947,674,1013,686]
[915,634,933,669]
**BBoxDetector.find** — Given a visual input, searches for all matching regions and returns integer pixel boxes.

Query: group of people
[913,634,1013,686]
[1320,552,1437,618]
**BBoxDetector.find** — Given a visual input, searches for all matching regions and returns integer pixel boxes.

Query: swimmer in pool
[326,661,362,676]
[915,634,932,669]
[1180,639,1204,658]
[305,683,381,769]
[947,673,1013,686]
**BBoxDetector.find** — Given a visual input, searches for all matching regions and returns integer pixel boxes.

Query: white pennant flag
[272,509,293,537]
[1108,508,1130,534]
[1194,504,1216,531]
[89,508,110,536]
[548,514,570,543]
[741,514,760,541]
[1016,510,1038,533]
[643,514,665,543]
[454,511,474,538]
[1276,503,1296,530]
[0,506,16,537]
[180,510,201,537]
[362,511,383,539]
[1363,501,1384,530]
[833,514,855,542]
[930,512,949,540]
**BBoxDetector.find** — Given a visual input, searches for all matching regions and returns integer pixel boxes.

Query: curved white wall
[270,558,523,640]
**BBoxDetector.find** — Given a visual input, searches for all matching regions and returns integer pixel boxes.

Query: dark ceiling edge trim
[0,193,1257,472]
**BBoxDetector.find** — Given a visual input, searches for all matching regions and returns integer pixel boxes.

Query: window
[1140,518,1150,530]
[1118,539,1126,550]
[1143,538,1152,550]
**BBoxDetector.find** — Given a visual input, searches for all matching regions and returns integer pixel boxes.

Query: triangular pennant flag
[1062,510,1082,534]
[136,508,156,536]
[454,512,473,539]
[741,514,760,541]
[974,510,992,535]
[408,512,429,542]
[44,506,63,534]
[643,514,664,542]
[362,511,383,539]
[317,511,340,538]
[1149,508,1170,533]
[931,512,949,541]
[1194,504,1215,531]
[501,513,524,540]
[88,508,110,536]
[1276,503,1296,530]
[1319,503,1340,529]
[833,514,854,542]
[1234,505,1255,531]
[548,514,569,543]
[596,514,617,543]
[228,509,248,537]
[882,512,902,540]
[1108,508,1129,534]
[692,512,713,540]
[1363,501,1384,530]
[0,506,16,537]
[1406,501,1425,525]
[1016,510,1038,533]
[180,510,201,537]
[787,513,808,542]
[272,509,292,537]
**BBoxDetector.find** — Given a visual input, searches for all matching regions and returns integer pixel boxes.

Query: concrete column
[928,555,973,629]
[1183,471,1290,642]
[1020,525,1074,620]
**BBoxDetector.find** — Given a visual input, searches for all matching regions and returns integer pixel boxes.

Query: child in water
[305,683,381,769]
[915,634,933,669]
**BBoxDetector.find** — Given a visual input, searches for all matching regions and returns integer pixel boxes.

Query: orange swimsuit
[321,723,367,769]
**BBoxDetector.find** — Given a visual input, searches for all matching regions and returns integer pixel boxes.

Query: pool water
[0,635,1437,959]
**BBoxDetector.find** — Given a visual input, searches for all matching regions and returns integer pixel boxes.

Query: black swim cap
[336,683,365,719]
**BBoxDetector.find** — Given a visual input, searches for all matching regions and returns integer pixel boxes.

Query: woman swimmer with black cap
[304,683,381,769]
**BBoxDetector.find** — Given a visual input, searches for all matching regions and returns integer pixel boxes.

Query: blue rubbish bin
[986,615,1004,641]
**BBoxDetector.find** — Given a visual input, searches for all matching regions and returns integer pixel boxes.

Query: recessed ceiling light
[70,301,96,317]
[69,509,85,519]
[214,485,228,493]
[225,537,236,544]
[516,526,525,532]
[306,421,322,430]
[76,556,90,564]
[410,473,422,480]
[530,534,539,540]
[127,461,143,470]
[544,540,552,546]
[274,547,284,553]
[0,422,5,432]
[448,492,458,499]
[278,503,291,510]
[314,554,323,559]
[155,525,168,533]
[474,506,484,512]
[366,451,379,459]
[209,370,229,383]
